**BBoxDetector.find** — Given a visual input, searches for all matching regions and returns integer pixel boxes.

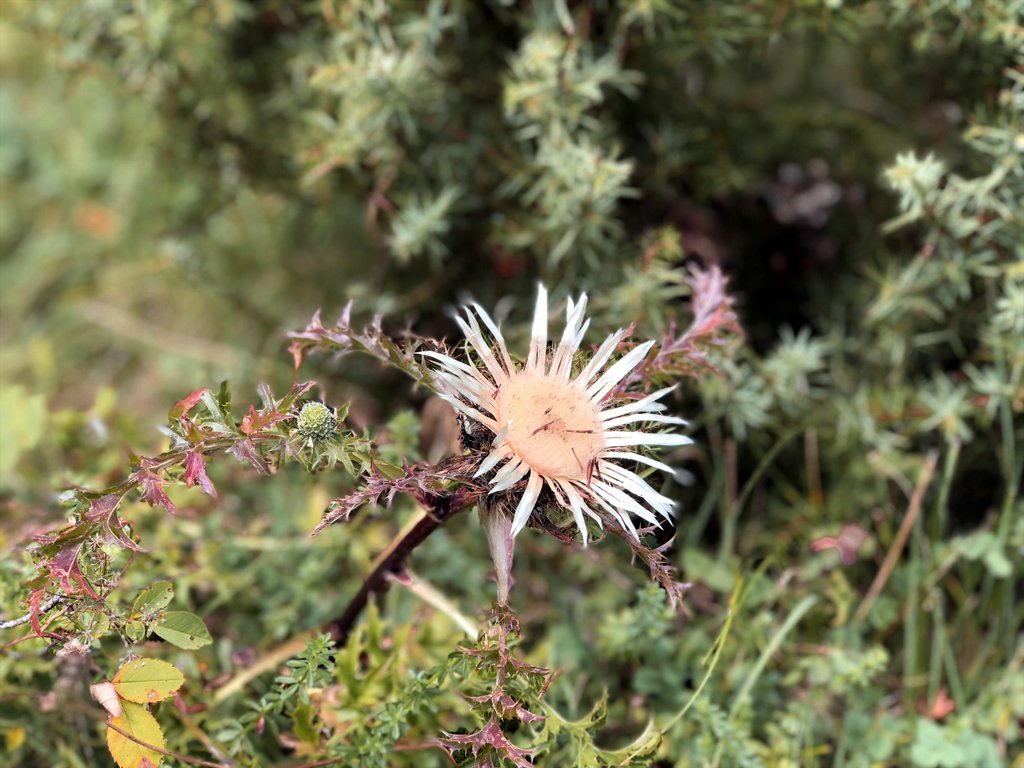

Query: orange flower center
[494,374,604,480]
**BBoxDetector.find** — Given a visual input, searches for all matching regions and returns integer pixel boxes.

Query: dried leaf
[287,306,437,389]
[85,494,144,552]
[90,681,123,719]
[614,263,743,393]
[312,455,482,535]
[27,588,46,636]
[230,438,271,474]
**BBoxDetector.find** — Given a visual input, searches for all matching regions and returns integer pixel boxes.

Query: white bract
[424,286,691,543]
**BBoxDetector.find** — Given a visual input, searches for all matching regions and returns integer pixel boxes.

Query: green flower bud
[297,402,338,443]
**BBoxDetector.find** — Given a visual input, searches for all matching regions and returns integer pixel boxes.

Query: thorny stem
[214,478,482,703]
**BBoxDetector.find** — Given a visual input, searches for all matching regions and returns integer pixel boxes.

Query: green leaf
[982,548,1012,579]
[152,611,212,649]
[125,621,146,643]
[599,719,661,766]
[132,581,174,619]
[199,389,233,434]
[106,701,165,768]
[293,702,320,746]
[113,658,185,704]
[0,384,47,486]
[910,719,957,767]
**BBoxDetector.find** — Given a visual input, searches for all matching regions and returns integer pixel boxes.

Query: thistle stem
[322,487,477,645]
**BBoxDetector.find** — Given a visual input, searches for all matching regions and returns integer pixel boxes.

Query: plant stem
[321,487,477,645]
[852,450,938,626]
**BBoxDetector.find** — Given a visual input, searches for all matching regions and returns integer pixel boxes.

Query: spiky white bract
[424,285,691,543]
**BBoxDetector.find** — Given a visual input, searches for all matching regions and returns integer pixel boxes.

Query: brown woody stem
[322,487,478,645]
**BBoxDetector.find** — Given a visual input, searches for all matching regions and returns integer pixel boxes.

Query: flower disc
[494,375,603,481]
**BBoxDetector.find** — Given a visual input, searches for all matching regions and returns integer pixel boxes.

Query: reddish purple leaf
[184,450,218,497]
[442,717,534,767]
[240,405,290,437]
[466,691,545,724]
[28,588,45,636]
[47,542,100,599]
[230,438,271,474]
[85,493,144,552]
[140,473,177,515]
[810,523,869,566]
[169,388,209,421]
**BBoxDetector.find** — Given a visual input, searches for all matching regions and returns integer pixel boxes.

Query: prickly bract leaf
[106,701,165,768]
[113,658,184,704]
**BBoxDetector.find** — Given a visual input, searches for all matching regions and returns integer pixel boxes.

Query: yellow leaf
[113,658,185,705]
[6,726,26,751]
[106,701,165,768]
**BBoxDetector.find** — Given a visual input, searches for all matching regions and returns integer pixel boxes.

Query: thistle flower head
[297,401,339,443]
[424,286,691,544]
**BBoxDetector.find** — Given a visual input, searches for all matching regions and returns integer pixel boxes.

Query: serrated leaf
[199,389,227,427]
[183,451,217,497]
[106,701,165,768]
[169,388,208,422]
[152,611,212,649]
[113,659,184,704]
[133,581,174,619]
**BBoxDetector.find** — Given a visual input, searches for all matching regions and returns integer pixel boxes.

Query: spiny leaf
[85,493,144,552]
[106,701,165,768]
[287,305,438,390]
[599,720,662,766]
[152,611,212,649]
[183,450,217,497]
[45,541,100,599]
[113,658,185,705]
[441,717,534,768]
[169,388,209,422]
[139,473,177,515]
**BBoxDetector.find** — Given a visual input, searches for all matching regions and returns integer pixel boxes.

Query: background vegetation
[1,1,1021,766]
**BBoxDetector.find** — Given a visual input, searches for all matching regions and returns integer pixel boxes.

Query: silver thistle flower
[424,285,691,545]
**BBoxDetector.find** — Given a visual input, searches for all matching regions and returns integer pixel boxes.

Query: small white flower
[424,285,691,544]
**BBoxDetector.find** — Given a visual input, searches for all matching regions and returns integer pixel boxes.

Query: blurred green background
[1,1,1021,766]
